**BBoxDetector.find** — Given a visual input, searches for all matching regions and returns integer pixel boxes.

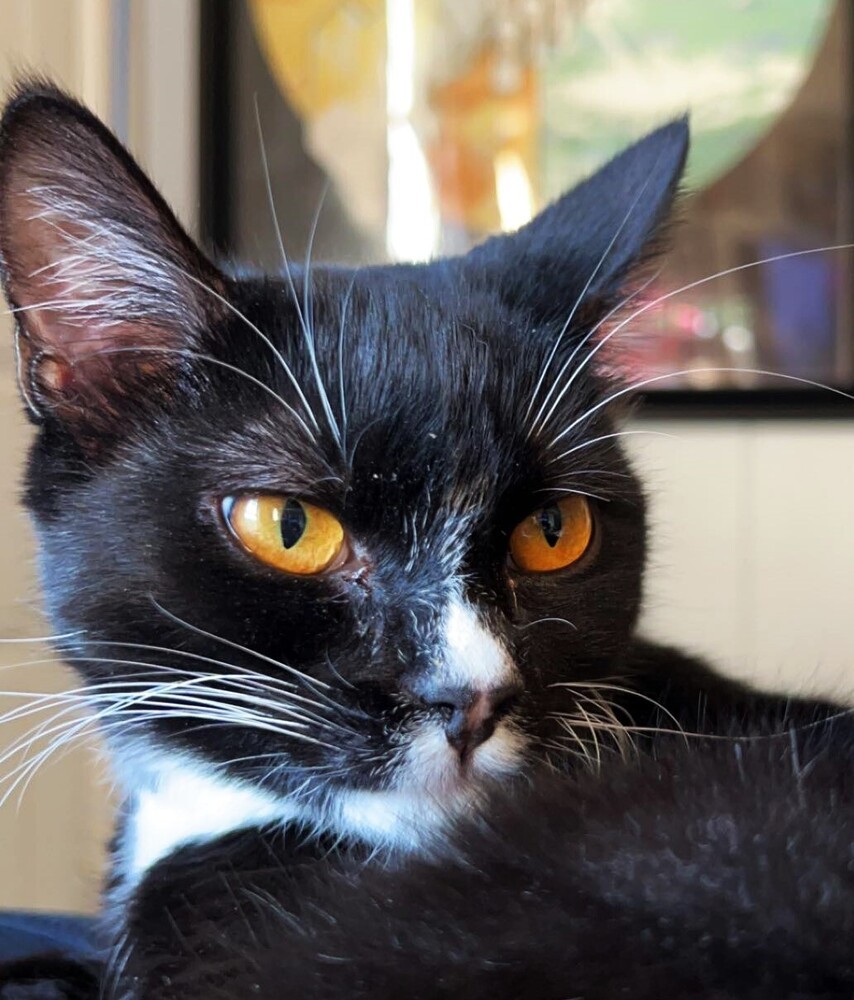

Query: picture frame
[200,0,854,417]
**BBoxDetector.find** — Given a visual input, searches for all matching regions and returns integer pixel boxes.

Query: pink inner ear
[8,181,190,365]
[0,89,224,439]
[19,296,176,366]
[6,181,193,423]
[15,310,180,425]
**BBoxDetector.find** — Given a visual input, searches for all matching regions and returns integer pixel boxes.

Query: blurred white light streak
[494,149,535,232]
[385,0,438,261]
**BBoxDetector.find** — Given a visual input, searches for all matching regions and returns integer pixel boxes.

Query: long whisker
[253,94,308,342]
[148,599,332,689]
[549,368,854,453]
[68,637,371,723]
[9,213,322,443]
[0,643,347,724]
[567,690,635,761]
[0,673,329,756]
[74,342,317,443]
[337,269,360,460]
[541,243,854,442]
[516,617,577,631]
[0,701,339,811]
[0,656,358,738]
[0,631,84,644]
[0,630,368,725]
[571,699,602,768]
[545,428,680,466]
[178,270,322,437]
[60,640,300,691]
[550,679,687,738]
[254,99,341,451]
[0,668,354,789]
[530,270,659,435]
[148,600,371,724]
[535,469,634,488]
[302,181,343,449]
[552,717,595,768]
[80,663,351,733]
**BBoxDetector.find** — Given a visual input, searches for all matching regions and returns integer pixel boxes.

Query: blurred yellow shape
[249,0,384,119]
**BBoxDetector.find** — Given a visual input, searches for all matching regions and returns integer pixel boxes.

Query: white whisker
[546,428,679,466]
[149,598,332,691]
[541,243,854,444]
[301,181,343,449]
[254,99,341,451]
[530,270,659,435]
[549,368,854,452]
[337,270,360,459]
[177,270,322,439]
[82,342,317,443]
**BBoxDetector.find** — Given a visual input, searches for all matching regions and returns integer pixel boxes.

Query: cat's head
[0,83,687,852]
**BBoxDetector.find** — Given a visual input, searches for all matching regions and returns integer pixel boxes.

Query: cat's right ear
[0,82,223,447]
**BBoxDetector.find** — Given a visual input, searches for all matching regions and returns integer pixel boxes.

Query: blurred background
[0,0,853,914]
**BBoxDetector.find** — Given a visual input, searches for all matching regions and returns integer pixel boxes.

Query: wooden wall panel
[634,421,854,701]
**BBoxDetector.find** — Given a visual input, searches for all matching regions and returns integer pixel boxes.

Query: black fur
[110,712,854,999]
[0,956,98,1000]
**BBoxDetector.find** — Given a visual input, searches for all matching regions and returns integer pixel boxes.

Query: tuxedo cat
[0,83,849,998]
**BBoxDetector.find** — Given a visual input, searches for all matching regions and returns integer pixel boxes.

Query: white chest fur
[126,759,301,880]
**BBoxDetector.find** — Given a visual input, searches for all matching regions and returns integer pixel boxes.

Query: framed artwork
[201,0,854,415]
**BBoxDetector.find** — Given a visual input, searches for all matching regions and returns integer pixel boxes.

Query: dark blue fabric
[0,911,97,962]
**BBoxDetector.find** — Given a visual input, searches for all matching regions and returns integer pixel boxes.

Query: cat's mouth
[330,721,526,852]
[399,719,526,792]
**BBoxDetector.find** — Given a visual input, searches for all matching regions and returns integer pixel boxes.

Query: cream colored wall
[633,421,854,701]
[0,0,853,917]
[127,0,199,234]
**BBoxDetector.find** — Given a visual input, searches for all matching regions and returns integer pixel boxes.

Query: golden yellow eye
[223,495,346,575]
[509,496,593,573]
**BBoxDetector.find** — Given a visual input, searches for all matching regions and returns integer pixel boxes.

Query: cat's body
[0,83,850,998]
[116,711,854,1000]
[7,706,854,1000]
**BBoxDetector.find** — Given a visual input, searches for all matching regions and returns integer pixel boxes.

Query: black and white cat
[0,83,850,999]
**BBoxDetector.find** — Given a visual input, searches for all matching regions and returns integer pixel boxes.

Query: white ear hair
[0,84,222,436]
[16,176,195,338]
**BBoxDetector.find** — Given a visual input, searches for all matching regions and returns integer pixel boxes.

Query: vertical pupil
[280,499,307,549]
[538,505,563,548]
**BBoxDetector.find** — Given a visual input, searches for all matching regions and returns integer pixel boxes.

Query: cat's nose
[422,683,521,759]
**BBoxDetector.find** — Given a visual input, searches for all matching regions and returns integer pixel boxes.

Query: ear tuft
[0,80,223,438]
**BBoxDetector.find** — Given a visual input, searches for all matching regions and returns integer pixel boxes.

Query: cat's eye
[509,496,593,573]
[222,495,347,575]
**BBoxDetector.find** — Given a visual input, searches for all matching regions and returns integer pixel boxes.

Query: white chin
[331,721,526,853]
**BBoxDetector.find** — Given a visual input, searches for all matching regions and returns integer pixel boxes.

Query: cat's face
[0,85,687,850]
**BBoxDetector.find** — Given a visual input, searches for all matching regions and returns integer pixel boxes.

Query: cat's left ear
[0,81,222,441]
[464,118,689,324]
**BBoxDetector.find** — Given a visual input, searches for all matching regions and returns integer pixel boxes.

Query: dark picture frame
[199,1,854,418]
